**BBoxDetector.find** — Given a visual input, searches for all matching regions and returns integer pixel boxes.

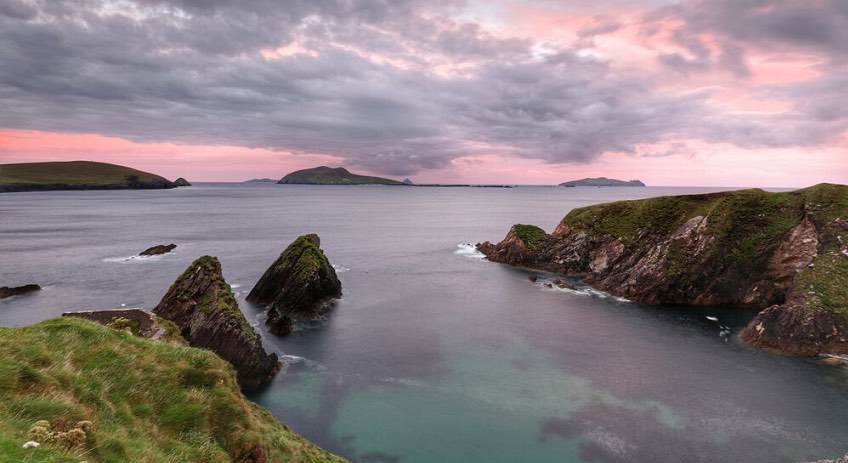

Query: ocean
[1,184,846,462]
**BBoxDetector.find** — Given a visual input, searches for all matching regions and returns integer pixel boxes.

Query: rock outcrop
[154,256,281,390]
[478,184,848,356]
[140,243,177,256]
[247,234,342,335]
[174,177,191,186]
[0,284,41,299]
[63,308,161,338]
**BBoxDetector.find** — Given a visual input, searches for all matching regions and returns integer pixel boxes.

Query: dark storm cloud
[0,0,845,174]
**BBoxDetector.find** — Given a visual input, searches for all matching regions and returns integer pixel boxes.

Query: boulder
[247,234,342,335]
[140,243,177,256]
[0,284,41,299]
[154,256,281,390]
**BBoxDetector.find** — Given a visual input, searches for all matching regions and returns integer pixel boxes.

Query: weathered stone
[62,308,160,338]
[0,284,40,299]
[247,234,342,335]
[154,256,281,390]
[139,243,177,256]
[740,299,848,356]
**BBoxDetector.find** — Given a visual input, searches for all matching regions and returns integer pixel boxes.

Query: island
[174,177,191,186]
[478,184,848,358]
[243,178,278,184]
[277,166,404,185]
[0,161,180,192]
[559,177,645,187]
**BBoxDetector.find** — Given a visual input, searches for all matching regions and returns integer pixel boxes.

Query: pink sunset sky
[1,0,846,186]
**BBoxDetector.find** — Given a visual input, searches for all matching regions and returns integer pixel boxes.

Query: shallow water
[1,184,846,462]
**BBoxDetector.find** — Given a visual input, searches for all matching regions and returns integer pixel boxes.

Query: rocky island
[478,184,848,357]
[278,166,404,185]
[139,243,177,256]
[559,177,645,187]
[247,234,342,335]
[153,256,281,390]
[0,161,183,192]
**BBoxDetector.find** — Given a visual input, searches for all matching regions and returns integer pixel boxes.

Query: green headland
[0,161,180,192]
[277,166,403,185]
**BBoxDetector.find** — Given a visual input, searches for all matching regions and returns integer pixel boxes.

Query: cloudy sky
[1,0,846,186]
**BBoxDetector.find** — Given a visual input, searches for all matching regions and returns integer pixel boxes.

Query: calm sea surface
[1,184,846,462]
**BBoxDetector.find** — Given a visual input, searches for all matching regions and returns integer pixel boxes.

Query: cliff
[278,166,403,185]
[154,256,281,390]
[0,317,346,462]
[478,184,848,356]
[559,177,645,187]
[0,161,177,192]
[247,234,342,335]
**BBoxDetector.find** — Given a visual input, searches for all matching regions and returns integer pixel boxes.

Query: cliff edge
[478,184,848,356]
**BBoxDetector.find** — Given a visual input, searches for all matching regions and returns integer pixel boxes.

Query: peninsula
[0,161,180,192]
[278,166,403,185]
[478,184,848,357]
[559,177,645,187]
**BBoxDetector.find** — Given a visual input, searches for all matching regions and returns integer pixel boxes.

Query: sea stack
[154,256,281,390]
[247,234,342,335]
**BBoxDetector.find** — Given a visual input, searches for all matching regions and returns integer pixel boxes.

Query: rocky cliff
[478,184,848,356]
[247,234,342,335]
[154,256,281,390]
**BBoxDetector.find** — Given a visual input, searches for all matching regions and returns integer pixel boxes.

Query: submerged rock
[154,256,281,390]
[139,243,177,256]
[0,284,41,299]
[478,184,848,357]
[247,234,342,335]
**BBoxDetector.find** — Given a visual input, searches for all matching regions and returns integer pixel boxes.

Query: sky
[0,0,846,186]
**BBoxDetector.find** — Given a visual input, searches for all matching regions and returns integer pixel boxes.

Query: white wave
[455,243,486,259]
[278,354,327,371]
[102,254,164,263]
[230,283,242,289]
[705,316,719,322]
[332,264,350,273]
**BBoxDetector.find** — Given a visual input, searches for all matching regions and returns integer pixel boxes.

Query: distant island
[559,177,645,187]
[278,166,403,185]
[0,161,183,193]
[243,178,278,183]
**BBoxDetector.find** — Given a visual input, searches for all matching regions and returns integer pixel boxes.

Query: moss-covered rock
[0,317,346,462]
[154,256,280,390]
[246,234,342,335]
[478,184,848,357]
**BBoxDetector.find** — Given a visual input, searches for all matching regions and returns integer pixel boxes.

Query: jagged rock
[174,177,192,187]
[140,243,177,256]
[247,234,342,335]
[154,256,281,390]
[0,284,41,299]
[478,184,848,357]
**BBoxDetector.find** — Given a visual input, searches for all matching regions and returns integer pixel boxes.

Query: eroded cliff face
[154,256,281,390]
[478,184,848,356]
[246,234,342,335]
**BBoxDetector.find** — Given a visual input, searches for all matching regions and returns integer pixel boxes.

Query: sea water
[1,184,846,462]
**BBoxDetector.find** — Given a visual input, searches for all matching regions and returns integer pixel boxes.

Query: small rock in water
[139,243,177,256]
[528,275,538,283]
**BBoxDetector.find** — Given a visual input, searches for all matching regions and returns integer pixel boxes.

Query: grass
[0,317,347,463]
[0,161,170,186]
[512,224,546,250]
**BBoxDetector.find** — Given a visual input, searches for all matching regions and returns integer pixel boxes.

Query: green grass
[0,161,170,186]
[0,317,347,463]
[512,224,546,250]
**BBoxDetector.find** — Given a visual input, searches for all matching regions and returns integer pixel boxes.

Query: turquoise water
[2,184,846,462]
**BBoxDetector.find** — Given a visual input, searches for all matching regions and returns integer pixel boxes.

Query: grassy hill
[0,161,177,192]
[278,166,403,185]
[0,317,346,463]
[559,177,645,187]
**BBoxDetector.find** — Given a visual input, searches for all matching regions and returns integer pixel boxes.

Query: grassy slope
[0,317,346,463]
[0,161,170,186]
[278,166,403,185]
[560,183,848,314]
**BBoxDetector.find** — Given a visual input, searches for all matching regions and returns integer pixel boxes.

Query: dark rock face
[154,256,281,390]
[174,177,191,186]
[740,299,848,356]
[140,243,177,256]
[478,184,848,357]
[247,234,342,335]
[62,308,161,338]
[0,284,41,299]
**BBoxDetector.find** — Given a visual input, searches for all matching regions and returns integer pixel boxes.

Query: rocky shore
[478,184,848,357]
